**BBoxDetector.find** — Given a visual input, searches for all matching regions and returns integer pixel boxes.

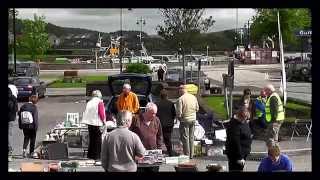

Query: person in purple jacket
[258,140,293,172]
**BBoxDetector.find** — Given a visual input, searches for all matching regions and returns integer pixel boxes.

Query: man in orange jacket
[117,83,140,114]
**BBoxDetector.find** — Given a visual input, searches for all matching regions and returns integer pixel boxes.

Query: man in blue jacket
[258,140,293,172]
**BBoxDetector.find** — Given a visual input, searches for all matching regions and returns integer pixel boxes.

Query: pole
[95,49,98,70]
[13,8,16,74]
[120,8,123,73]
[277,10,287,105]
[248,20,250,48]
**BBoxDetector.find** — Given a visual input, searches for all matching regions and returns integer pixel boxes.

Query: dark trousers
[23,129,37,154]
[228,159,244,172]
[158,75,163,82]
[228,156,247,172]
[88,125,102,160]
[162,126,173,156]
[137,166,160,172]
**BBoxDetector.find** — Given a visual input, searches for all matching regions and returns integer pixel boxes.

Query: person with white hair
[258,140,293,172]
[82,90,106,160]
[176,84,199,159]
[263,84,285,142]
[117,83,140,113]
[101,111,145,172]
[130,102,163,172]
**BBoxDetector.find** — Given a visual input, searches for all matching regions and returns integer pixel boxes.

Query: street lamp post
[136,17,146,61]
[120,8,123,73]
[13,8,16,74]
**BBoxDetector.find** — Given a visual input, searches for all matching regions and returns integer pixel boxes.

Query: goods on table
[20,162,44,172]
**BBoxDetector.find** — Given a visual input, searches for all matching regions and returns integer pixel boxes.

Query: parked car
[8,60,40,77]
[165,68,210,89]
[143,59,167,72]
[151,55,176,63]
[12,76,46,99]
[105,73,153,117]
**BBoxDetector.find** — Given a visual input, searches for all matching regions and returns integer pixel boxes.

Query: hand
[237,159,245,166]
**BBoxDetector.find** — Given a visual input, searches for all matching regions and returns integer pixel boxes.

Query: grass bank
[203,96,311,121]
[48,75,107,88]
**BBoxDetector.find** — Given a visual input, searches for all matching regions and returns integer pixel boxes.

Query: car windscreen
[14,78,32,84]
[111,78,149,95]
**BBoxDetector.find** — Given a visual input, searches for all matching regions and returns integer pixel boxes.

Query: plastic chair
[290,119,312,142]
[306,122,312,142]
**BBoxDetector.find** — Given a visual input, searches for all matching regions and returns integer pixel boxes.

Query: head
[144,102,158,121]
[266,140,281,162]
[160,89,168,100]
[260,89,267,98]
[29,95,38,104]
[235,106,250,122]
[178,84,187,96]
[117,111,133,127]
[92,90,102,99]
[122,83,131,95]
[243,95,251,108]
[243,88,251,96]
[264,84,275,96]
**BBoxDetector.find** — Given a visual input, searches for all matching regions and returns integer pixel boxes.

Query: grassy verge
[48,75,108,88]
[16,54,70,64]
[203,96,311,121]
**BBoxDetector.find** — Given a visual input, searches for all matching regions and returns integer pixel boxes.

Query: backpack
[21,111,34,124]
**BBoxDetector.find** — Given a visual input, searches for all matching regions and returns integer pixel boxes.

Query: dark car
[13,76,46,99]
[105,73,153,116]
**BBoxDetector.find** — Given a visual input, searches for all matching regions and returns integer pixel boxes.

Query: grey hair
[123,83,131,89]
[117,111,133,127]
[146,102,158,112]
[265,84,275,92]
[92,90,102,99]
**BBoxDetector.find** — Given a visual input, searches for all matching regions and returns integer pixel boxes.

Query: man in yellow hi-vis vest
[264,84,285,142]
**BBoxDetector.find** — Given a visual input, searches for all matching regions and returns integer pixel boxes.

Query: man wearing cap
[117,83,140,114]
[176,85,199,159]
[264,84,285,142]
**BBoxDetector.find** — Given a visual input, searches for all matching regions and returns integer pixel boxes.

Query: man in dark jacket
[157,65,165,82]
[8,86,18,160]
[225,106,252,171]
[18,95,39,158]
[156,89,176,156]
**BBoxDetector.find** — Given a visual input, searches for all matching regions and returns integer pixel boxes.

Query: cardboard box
[20,162,44,172]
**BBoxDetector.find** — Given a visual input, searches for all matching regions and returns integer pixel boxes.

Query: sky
[17,8,256,35]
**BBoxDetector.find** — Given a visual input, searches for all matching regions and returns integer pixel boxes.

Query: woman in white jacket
[82,90,106,160]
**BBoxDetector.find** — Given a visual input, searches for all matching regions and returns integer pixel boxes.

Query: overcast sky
[17,8,256,35]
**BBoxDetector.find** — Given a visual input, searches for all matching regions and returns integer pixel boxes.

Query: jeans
[23,129,37,154]
[8,121,14,155]
[179,121,195,158]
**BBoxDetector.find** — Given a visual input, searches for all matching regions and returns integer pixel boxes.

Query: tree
[157,9,215,50]
[250,9,311,47]
[17,14,50,61]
